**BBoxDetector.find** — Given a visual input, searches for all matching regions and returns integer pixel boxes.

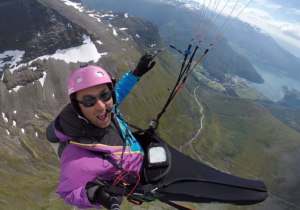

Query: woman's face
[76,84,113,128]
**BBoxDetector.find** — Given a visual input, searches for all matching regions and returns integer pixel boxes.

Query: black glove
[93,185,125,209]
[131,53,156,77]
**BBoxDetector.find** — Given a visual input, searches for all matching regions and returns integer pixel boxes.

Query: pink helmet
[67,65,113,97]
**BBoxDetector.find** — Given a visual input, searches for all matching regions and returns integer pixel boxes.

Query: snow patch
[39,72,47,87]
[113,28,118,36]
[6,129,10,135]
[122,38,129,41]
[181,3,198,11]
[119,28,128,31]
[2,113,8,123]
[124,13,128,18]
[12,86,22,92]
[0,50,25,73]
[135,34,140,38]
[35,114,39,119]
[9,35,104,73]
[35,132,38,137]
[52,93,55,98]
[21,128,25,134]
[100,14,114,17]
[97,40,103,45]
[150,44,156,47]
[89,13,101,22]
[14,110,17,114]
[250,23,269,37]
[61,0,85,12]
[13,120,16,126]
[108,23,113,27]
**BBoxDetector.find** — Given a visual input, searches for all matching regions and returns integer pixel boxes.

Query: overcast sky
[191,0,300,57]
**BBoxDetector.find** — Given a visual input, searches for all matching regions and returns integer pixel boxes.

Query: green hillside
[180,85,300,209]
[0,3,201,209]
[1,1,300,210]
[257,100,300,133]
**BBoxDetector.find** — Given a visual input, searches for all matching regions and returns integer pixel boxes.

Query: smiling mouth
[97,113,107,121]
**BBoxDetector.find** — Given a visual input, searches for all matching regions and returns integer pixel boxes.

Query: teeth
[97,113,106,119]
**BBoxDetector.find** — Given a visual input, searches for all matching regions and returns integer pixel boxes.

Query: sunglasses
[77,90,113,107]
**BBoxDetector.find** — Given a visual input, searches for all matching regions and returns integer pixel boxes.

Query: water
[100,18,110,22]
[249,61,300,102]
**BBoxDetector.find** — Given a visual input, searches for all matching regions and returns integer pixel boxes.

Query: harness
[92,112,197,210]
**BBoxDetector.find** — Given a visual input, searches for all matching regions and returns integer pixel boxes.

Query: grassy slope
[180,85,300,209]
[0,5,201,210]
[1,2,299,210]
[257,100,300,133]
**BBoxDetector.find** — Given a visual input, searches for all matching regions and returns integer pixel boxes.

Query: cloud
[246,8,273,20]
[287,8,300,15]
[239,7,300,41]
[267,21,300,40]
[195,0,300,44]
[253,0,282,9]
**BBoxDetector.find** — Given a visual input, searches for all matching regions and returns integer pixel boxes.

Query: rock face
[0,0,86,89]
[279,86,300,107]
[0,0,83,62]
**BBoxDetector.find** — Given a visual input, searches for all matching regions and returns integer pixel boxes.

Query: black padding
[46,121,60,143]
[156,144,268,205]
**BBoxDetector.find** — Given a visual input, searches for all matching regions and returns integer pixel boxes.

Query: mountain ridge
[1,1,300,210]
[82,0,265,84]
[219,17,300,82]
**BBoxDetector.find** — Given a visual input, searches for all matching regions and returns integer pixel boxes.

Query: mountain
[1,0,300,210]
[217,17,300,82]
[279,86,300,107]
[0,0,202,209]
[256,86,300,133]
[81,0,264,84]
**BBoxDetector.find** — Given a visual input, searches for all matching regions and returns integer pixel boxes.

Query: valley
[0,0,300,210]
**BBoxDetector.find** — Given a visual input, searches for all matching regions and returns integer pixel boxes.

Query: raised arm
[115,72,139,105]
[115,53,156,105]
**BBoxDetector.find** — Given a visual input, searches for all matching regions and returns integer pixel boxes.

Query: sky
[190,0,300,57]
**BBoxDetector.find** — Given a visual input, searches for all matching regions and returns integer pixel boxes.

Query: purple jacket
[54,72,144,209]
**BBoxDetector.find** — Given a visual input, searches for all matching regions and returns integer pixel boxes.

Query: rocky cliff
[0,0,202,209]
[1,1,300,210]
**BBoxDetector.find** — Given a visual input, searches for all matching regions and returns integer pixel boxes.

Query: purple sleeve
[59,186,102,209]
